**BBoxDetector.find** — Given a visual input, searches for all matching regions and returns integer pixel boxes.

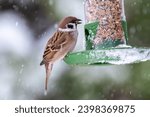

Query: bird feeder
[64,0,150,65]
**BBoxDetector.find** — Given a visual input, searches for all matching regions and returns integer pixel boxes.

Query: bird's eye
[67,24,74,29]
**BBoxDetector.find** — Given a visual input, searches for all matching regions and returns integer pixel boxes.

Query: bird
[40,16,82,94]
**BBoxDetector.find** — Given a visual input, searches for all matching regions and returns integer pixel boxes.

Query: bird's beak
[76,19,82,24]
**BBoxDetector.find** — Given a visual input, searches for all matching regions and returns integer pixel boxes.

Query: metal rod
[121,0,126,21]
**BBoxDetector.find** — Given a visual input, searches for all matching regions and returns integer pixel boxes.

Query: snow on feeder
[64,0,150,65]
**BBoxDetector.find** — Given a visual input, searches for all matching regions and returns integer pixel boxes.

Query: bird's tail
[44,63,53,95]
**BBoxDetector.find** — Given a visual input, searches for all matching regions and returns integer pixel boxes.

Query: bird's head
[58,16,82,30]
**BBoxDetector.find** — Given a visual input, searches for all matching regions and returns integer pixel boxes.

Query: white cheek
[58,28,76,32]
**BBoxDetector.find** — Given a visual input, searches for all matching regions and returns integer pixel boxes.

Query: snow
[0,11,33,57]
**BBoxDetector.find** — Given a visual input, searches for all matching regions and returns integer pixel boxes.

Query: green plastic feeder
[64,0,150,65]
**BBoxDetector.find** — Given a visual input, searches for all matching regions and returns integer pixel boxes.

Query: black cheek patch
[67,24,74,29]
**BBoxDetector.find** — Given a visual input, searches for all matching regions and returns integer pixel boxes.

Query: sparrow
[40,16,82,94]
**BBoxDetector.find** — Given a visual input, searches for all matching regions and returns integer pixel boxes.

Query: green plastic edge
[64,47,150,65]
[64,50,119,65]
[84,21,99,50]
[122,20,128,44]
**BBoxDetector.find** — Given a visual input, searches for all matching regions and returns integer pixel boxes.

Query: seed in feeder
[85,0,125,44]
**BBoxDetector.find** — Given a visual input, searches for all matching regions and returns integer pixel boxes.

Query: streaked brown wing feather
[42,31,72,63]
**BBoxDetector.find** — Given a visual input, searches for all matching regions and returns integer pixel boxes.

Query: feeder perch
[64,0,150,65]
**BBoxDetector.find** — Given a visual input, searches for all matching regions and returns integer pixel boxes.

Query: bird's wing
[42,31,72,63]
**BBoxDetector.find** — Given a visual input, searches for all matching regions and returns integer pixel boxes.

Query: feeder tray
[64,47,150,65]
[64,0,150,65]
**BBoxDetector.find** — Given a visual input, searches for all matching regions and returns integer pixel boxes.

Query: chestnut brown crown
[58,16,82,29]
